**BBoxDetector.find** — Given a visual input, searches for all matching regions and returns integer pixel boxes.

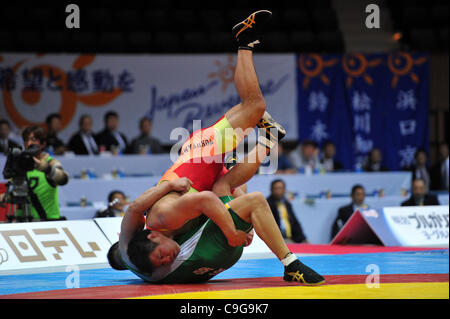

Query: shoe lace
[236,13,256,38]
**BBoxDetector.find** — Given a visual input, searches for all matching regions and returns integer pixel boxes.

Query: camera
[1,145,40,222]
[3,144,40,180]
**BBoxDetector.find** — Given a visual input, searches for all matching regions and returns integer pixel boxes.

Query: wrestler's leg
[213,143,270,196]
[224,49,266,133]
[224,192,325,285]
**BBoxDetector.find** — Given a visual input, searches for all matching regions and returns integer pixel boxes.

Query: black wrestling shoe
[257,111,286,150]
[231,10,272,50]
[107,242,128,271]
[284,259,325,285]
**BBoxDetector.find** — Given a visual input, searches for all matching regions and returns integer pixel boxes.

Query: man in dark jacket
[266,179,308,243]
[331,184,368,240]
[401,178,440,206]
[95,111,129,154]
[67,114,99,155]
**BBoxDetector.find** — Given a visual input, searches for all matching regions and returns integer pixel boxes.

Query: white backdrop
[0,53,298,144]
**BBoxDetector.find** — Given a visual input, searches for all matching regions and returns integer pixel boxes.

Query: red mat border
[1,274,448,299]
[287,244,447,255]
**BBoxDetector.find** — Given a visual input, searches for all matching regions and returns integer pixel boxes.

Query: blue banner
[297,52,429,171]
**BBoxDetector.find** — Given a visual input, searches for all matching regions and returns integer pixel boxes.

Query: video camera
[3,144,40,180]
[1,145,40,222]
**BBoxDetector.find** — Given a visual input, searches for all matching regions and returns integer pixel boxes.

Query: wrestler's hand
[228,230,248,247]
[170,177,193,194]
[244,229,254,247]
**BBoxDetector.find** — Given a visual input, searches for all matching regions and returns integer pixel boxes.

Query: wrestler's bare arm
[119,178,192,254]
[147,190,247,247]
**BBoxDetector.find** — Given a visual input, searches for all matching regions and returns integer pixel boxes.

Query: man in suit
[67,114,100,155]
[405,149,431,191]
[129,117,164,154]
[401,178,440,206]
[320,140,343,172]
[363,148,389,172]
[95,111,129,154]
[0,119,21,155]
[331,184,368,240]
[266,179,308,243]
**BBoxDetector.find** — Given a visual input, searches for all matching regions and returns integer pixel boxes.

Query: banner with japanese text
[0,53,298,145]
[297,52,429,171]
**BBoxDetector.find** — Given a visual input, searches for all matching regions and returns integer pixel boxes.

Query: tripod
[1,180,33,223]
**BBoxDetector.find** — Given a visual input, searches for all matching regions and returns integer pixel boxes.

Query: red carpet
[287,244,446,255]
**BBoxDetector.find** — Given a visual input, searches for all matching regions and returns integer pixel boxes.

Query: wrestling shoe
[257,111,286,150]
[284,259,325,285]
[232,10,272,50]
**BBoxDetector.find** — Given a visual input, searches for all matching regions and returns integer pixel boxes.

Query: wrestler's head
[127,229,180,273]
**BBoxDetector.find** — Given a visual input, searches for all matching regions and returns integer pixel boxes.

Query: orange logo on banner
[208,55,236,92]
[388,52,427,88]
[342,53,382,88]
[0,54,122,131]
[298,54,338,89]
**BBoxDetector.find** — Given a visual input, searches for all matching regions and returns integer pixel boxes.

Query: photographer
[5,126,69,221]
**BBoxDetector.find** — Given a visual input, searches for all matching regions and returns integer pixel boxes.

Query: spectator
[45,113,66,155]
[289,139,322,173]
[266,179,308,243]
[401,178,440,207]
[405,149,431,191]
[95,111,129,154]
[320,140,343,172]
[431,142,449,191]
[331,184,368,240]
[95,190,129,218]
[129,117,163,154]
[275,143,297,174]
[0,119,21,155]
[11,126,69,221]
[363,148,389,172]
[68,114,100,155]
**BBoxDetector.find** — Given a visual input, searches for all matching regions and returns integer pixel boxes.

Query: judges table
[55,172,413,206]
[60,194,449,245]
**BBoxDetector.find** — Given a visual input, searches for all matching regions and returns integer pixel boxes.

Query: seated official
[11,126,69,221]
[266,179,308,243]
[401,178,440,207]
[331,184,368,240]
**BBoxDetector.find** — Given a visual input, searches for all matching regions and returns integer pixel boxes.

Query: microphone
[108,198,120,207]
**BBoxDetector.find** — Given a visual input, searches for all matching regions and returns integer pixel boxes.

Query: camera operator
[14,126,69,221]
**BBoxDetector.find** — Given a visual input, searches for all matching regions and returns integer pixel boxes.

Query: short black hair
[22,125,47,144]
[414,148,427,159]
[107,242,128,270]
[139,117,152,128]
[108,190,125,203]
[45,113,61,126]
[322,140,335,149]
[351,184,365,195]
[78,114,92,127]
[0,119,11,127]
[302,139,318,148]
[271,179,286,190]
[104,111,119,123]
[127,229,159,275]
